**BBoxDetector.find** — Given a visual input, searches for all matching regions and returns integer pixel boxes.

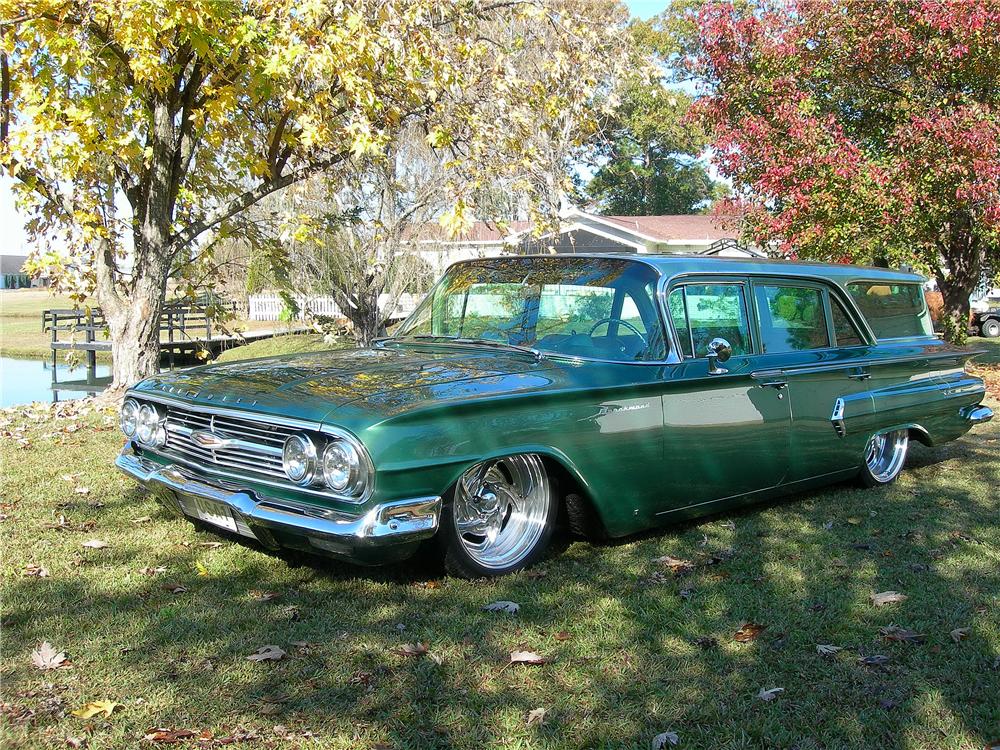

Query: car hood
[131,344,556,423]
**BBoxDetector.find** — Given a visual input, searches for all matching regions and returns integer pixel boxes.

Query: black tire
[440,454,558,578]
[858,430,909,488]
[565,492,607,541]
[981,318,1000,338]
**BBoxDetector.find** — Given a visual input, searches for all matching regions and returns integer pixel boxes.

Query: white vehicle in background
[971,288,1000,338]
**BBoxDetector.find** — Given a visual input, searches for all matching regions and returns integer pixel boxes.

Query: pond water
[0,356,111,408]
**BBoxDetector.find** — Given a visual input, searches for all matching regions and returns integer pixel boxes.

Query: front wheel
[859,429,909,487]
[440,454,557,578]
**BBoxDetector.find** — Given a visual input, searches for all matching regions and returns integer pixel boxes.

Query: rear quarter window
[846,282,933,339]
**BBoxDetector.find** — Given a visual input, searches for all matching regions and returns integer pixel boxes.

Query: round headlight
[282,434,317,484]
[322,440,358,491]
[120,398,139,437]
[136,403,165,447]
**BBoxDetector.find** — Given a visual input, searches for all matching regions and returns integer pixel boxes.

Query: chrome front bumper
[116,447,441,562]
[961,404,994,425]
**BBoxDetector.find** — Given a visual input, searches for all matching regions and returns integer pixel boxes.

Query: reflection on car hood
[131,345,555,422]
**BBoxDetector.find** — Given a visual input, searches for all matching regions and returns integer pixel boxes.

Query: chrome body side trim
[115,448,439,548]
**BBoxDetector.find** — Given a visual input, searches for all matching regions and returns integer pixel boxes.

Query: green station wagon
[117,255,993,577]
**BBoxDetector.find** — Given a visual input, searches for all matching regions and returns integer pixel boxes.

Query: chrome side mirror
[706,337,732,375]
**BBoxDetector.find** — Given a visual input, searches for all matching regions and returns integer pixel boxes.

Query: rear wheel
[441,454,557,578]
[981,318,1000,338]
[859,429,909,487]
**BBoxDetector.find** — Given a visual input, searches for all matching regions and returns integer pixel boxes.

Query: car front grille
[161,406,293,482]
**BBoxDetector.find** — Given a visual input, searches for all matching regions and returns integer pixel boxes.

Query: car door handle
[760,380,788,390]
[847,368,871,381]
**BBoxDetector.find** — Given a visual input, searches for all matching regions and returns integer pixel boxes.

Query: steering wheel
[587,318,648,350]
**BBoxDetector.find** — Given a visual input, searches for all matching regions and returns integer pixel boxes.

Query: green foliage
[584,15,728,216]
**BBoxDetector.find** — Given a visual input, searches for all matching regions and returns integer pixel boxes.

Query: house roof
[412,211,742,245]
[598,214,737,242]
[413,220,532,243]
[0,254,28,275]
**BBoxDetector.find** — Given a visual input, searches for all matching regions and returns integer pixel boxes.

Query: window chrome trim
[125,390,375,504]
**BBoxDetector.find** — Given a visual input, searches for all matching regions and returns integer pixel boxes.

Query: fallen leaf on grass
[482,600,520,614]
[162,583,187,594]
[510,650,546,665]
[526,707,547,726]
[734,623,766,643]
[871,591,907,606]
[81,539,108,549]
[651,730,680,748]
[694,636,718,650]
[396,642,430,657]
[880,625,924,644]
[653,555,694,575]
[246,645,285,662]
[860,654,891,667]
[198,542,224,549]
[290,641,315,654]
[250,590,280,602]
[195,562,209,577]
[553,631,572,641]
[31,641,68,670]
[950,627,970,643]
[131,516,152,524]
[71,700,122,719]
[144,728,199,743]
[816,644,843,655]
[757,687,784,702]
[140,566,167,576]
[23,564,49,578]
[73,487,90,495]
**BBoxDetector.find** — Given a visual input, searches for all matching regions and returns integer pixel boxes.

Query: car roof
[458,253,927,286]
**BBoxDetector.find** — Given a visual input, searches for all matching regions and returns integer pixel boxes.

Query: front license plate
[185,497,238,533]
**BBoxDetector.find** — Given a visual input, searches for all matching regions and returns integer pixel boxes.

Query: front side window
[396,257,667,361]
[755,285,831,353]
[846,281,933,339]
[669,283,751,358]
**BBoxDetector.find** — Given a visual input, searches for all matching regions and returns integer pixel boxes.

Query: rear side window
[754,285,830,353]
[846,282,933,339]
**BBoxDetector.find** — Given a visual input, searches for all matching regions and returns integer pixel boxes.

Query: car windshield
[392,257,668,361]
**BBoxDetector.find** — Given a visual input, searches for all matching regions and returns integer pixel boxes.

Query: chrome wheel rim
[452,454,550,570]
[864,429,909,483]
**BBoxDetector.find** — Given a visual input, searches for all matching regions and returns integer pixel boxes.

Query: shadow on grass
[4,429,999,748]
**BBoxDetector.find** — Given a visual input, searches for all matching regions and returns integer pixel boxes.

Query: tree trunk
[935,210,985,345]
[95,241,171,393]
[936,270,973,345]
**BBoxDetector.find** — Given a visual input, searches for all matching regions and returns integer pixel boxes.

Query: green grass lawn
[2,397,998,749]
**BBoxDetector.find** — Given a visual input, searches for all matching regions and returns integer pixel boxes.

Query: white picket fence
[248,293,419,322]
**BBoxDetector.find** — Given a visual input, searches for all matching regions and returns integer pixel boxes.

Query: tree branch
[170,150,352,250]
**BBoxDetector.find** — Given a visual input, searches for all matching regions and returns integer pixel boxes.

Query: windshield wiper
[386,334,544,361]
